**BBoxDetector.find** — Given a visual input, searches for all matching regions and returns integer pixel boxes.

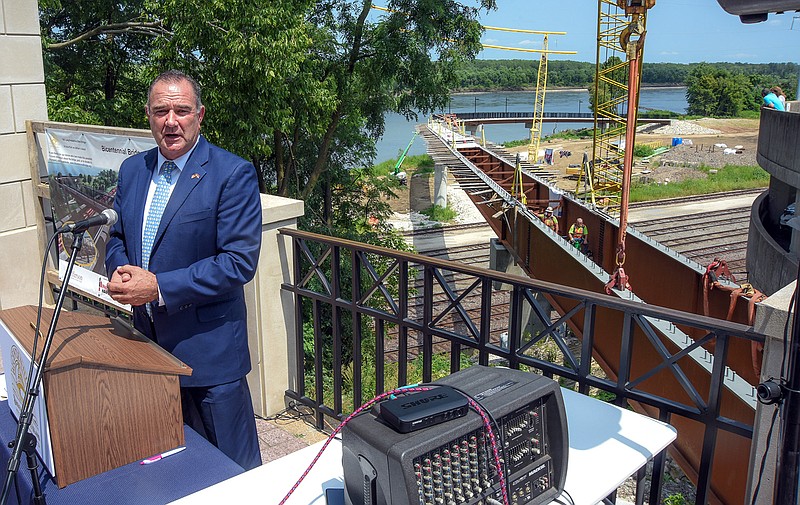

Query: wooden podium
[0,305,192,487]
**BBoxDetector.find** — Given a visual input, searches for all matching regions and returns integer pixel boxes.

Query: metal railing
[279,228,765,505]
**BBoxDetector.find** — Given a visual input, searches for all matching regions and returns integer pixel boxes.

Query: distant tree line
[456,59,797,117]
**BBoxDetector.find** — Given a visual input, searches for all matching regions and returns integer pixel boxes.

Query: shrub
[633,144,656,157]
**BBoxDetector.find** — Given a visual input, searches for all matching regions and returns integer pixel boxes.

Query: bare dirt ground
[387,118,760,217]
[517,117,760,192]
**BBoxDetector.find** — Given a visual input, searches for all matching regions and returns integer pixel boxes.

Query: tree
[40,0,163,126]
[686,64,754,117]
[271,0,495,203]
[588,55,626,117]
[39,0,497,247]
[144,0,494,225]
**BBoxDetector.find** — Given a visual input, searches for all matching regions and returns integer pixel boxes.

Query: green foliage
[639,108,678,119]
[455,59,798,96]
[633,144,655,158]
[545,128,592,141]
[686,64,751,116]
[630,164,769,202]
[686,62,797,117]
[501,138,530,148]
[663,493,688,505]
[421,204,457,222]
[40,1,152,127]
[374,154,435,176]
[455,59,595,91]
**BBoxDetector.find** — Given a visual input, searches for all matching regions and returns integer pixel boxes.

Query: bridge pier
[434,163,447,208]
[489,238,553,338]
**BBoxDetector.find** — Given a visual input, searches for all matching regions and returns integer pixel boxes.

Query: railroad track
[386,188,756,358]
[628,188,763,209]
[630,206,751,279]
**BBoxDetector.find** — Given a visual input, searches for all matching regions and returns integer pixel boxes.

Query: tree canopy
[40,0,496,239]
[685,63,795,116]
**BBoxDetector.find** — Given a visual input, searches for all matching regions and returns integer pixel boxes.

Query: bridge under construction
[417,115,762,505]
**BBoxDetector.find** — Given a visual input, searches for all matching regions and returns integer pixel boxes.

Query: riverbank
[451,84,686,94]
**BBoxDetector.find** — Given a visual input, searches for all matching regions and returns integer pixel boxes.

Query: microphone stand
[0,231,85,505]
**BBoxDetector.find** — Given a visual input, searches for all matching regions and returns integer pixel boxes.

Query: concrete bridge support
[748,282,796,505]
[489,238,554,339]
[434,163,447,208]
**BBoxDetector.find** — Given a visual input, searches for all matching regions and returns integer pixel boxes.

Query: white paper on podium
[0,319,56,478]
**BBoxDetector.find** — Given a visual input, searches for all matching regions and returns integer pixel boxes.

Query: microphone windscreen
[102,208,118,226]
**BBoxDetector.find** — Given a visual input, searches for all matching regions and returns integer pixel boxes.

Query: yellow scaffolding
[576,0,647,214]
[528,34,550,163]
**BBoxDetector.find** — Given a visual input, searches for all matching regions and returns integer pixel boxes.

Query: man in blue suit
[106,70,263,470]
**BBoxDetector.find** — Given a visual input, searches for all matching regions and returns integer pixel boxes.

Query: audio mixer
[341,366,568,505]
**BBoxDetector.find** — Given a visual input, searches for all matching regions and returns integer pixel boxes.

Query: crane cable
[604,10,648,294]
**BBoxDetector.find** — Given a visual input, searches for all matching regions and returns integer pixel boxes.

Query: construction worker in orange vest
[568,218,588,252]
[541,206,558,232]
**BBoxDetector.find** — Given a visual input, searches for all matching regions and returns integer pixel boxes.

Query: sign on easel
[46,128,156,311]
[0,318,56,478]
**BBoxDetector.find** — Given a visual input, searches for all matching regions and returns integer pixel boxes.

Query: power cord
[439,383,510,504]
[278,384,512,505]
[750,406,780,505]
[278,385,434,505]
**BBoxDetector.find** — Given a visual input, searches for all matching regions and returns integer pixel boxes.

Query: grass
[373,153,435,177]
[629,164,769,202]
[420,204,457,222]
[502,138,530,148]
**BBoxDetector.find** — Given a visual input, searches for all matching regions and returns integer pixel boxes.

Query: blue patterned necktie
[142,161,176,315]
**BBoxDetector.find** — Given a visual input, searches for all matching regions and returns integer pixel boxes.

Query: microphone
[58,209,118,234]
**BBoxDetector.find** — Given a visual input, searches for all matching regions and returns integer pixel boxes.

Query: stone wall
[0,0,47,310]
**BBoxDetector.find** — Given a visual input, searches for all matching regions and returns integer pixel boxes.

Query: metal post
[474,97,478,113]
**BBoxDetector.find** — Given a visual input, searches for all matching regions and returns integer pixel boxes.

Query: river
[375,87,688,163]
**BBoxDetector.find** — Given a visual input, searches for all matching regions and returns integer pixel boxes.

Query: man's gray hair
[147,70,203,110]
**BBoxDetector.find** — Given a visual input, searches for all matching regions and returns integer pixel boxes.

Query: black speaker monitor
[342,365,569,505]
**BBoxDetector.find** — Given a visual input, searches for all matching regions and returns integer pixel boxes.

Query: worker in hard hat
[540,206,558,232]
[569,217,589,252]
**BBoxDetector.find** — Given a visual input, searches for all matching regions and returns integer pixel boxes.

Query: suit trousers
[181,378,262,471]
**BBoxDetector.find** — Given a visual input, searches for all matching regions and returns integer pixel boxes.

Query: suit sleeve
[105,164,131,274]
[156,161,262,313]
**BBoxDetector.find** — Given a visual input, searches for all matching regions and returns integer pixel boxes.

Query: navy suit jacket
[106,136,262,387]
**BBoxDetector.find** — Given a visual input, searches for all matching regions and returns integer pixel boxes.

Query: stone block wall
[0,0,47,310]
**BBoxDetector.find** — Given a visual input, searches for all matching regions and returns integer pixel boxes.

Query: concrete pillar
[0,0,48,310]
[791,189,800,256]
[488,238,566,359]
[489,238,524,291]
[246,195,304,417]
[748,282,794,505]
[434,163,447,208]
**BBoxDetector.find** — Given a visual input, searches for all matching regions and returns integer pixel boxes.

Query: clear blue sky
[473,0,799,64]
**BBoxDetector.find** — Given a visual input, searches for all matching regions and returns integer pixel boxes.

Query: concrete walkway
[628,192,758,222]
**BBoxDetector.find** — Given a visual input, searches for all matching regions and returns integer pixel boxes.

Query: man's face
[146,79,205,160]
